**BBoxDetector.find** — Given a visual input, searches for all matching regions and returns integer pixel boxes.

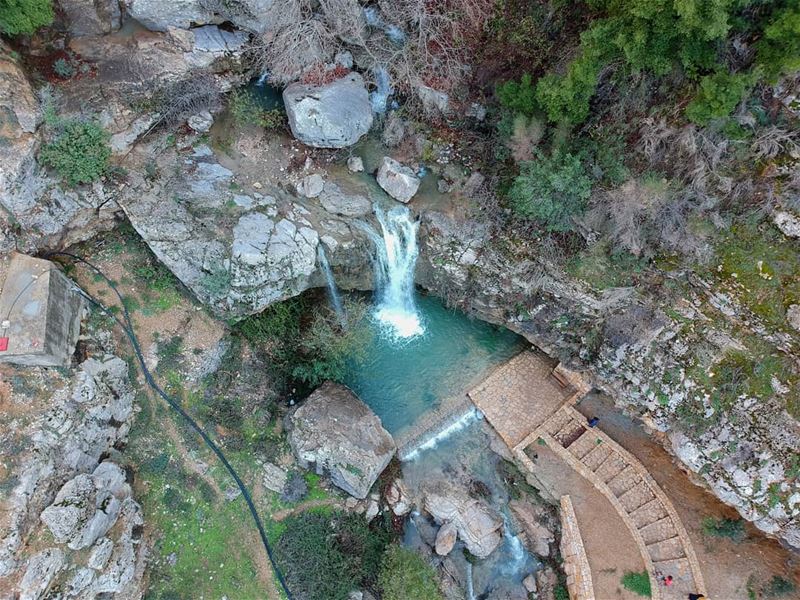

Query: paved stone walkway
[517,406,707,600]
[468,354,706,600]
[468,351,578,447]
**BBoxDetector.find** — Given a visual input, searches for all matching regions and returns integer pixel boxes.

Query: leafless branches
[751,125,800,161]
[154,72,223,128]
[248,0,493,94]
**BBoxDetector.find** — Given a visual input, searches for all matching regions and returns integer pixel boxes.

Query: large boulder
[423,482,504,558]
[124,0,277,33]
[59,0,121,36]
[320,181,372,217]
[377,157,420,203]
[283,73,373,148]
[288,382,396,499]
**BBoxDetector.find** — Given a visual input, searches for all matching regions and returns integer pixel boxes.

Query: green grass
[702,516,746,542]
[566,243,648,290]
[715,220,800,330]
[621,571,652,597]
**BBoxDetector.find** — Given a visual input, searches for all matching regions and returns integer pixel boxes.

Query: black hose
[46,251,294,600]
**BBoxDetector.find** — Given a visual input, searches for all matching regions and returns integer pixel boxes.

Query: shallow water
[343,293,525,435]
[401,420,539,595]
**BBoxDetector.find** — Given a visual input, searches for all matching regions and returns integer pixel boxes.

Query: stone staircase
[516,405,706,600]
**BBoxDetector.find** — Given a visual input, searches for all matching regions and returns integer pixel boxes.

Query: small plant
[701,516,746,542]
[53,57,76,79]
[39,119,110,186]
[508,149,592,231]
[621,571,652,598]
[763,575,795,597]
[200,265,231,298]
[379,545,443,600]
[229,88,284,130]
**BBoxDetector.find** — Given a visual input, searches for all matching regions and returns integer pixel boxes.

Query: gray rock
[283,73,373,148]
[522,574,537,593]
[381,114,405,147]
[88,538,114,571]
[418,85,450,116]
[191,24,249,53]
[466,102,487,121]
[347,156,364,173]
[434,521,458,556]
[377,157,420,203]
[335,51,354,69]
[60,0,121,36]
[787,304,800,332]
[774,211,800,238]
[109,114,158,155]
[124,0,277,33]
[19,548,64,600]
[188,110,214,133]
[40,474,98,547]
[297,173,325,198]
[320,182,372,217]
[289,382,396,499]
[262,463,288,494]
[224,486,242,501]
[509,500,553,557]
[423,482,503,559]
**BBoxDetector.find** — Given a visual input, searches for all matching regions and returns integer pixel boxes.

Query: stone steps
[639,517,679,545]
[608,466,640,497]
[646,536,686,563]
[618,482,656,513]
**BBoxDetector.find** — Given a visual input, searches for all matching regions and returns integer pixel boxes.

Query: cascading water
[359,205,424,340]
[317,245,346,328]
[369,67,393,114]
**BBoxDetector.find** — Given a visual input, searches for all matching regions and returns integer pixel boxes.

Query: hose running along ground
[47,251,294,600]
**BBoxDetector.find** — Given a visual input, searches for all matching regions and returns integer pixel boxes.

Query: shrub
[496,73,538,117]
[621,571,652,598]
[39,120,111,186]
[378,545,443,600]
[701,516,746,542]
[53,57,75,79]
[685,71,756,125]
[0,0,53,35]
[508,150,592,231]
[236,296,369,390]
[535,50,603,125]
[756,4,800,81]
[764,575,796,598]
[229,88,284,129]
[276,511,392,600]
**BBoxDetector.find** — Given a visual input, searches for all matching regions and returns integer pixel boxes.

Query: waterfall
[400,407,482,461]
[317,246,346,328]
[500,514,528,576]
[255,71,269,86]
[369,67,393,114]
[465,562,476,600]
[359,205,424,340]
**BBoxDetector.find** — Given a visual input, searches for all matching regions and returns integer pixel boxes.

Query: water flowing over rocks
[0,355,146,597]
[423,481,504,559]
[288,382,396,499]
[283,73,374,148]
[376,156,421,203]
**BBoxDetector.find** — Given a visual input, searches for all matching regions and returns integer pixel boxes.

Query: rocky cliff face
[417,210,800,549]
[0,356,146,598]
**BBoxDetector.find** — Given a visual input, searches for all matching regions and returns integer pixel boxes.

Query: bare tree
[154,72,223,128]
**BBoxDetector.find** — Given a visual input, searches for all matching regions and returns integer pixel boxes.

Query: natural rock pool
[343,293,526,436]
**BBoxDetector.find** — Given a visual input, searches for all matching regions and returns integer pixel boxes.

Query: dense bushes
[39,120,111,186]
[229,89,283,129]
[0,0,52,35]
[508,150,592,231]
[702,516,746,542]
[621,570,652,598]
[236,296,368,390]
[275,511,396,600]
[379,545,443,600]
[685,71,756,125]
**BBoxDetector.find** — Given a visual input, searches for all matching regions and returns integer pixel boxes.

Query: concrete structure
[0,253,83,367]
[559,495,595,600]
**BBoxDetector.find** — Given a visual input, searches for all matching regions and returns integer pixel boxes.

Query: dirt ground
[576,393,800,600]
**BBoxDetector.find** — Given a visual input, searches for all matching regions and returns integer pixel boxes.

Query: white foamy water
[360,205,424,340]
